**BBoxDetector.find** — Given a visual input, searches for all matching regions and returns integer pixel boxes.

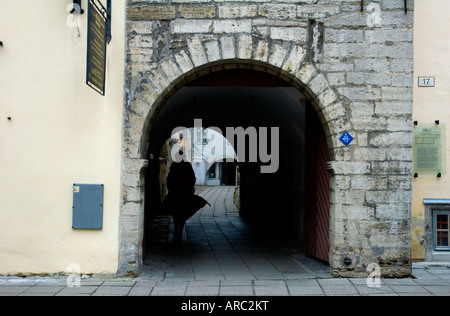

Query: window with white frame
[196,128,209,144]
[196,128,202,144]
[202,129,208,145]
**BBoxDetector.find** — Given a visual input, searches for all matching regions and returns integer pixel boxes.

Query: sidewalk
[1,263,449,296]
[1,186,449,296]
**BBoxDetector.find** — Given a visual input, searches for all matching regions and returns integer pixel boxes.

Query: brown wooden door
[304,105,330,263]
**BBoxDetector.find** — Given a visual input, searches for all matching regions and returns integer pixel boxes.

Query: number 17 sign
[418,76,435,87]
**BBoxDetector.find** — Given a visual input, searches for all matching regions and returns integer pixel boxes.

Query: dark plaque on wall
[86,0,107,96]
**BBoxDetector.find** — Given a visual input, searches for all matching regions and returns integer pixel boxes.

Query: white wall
[0,0,125,274]
[191,128,237,185]
[192,159,207,185]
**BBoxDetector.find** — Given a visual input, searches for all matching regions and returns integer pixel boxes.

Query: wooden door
[304,105,330,263]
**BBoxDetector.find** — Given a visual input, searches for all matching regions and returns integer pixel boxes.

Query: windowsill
[431,251,450,262]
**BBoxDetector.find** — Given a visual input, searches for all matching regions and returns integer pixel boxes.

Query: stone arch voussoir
[129,35,353,160]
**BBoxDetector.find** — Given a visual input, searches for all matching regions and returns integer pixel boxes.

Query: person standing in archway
[166,149,196,242]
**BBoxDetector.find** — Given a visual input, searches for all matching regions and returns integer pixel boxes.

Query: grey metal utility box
[72,184,104,230]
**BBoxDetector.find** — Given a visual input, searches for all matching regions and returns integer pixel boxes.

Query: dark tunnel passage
[142,69,330,266]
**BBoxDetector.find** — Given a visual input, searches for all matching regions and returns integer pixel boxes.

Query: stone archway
[121,3,414,278]
[119,34,354,277]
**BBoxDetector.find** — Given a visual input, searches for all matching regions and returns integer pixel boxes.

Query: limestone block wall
[121,0,414,277]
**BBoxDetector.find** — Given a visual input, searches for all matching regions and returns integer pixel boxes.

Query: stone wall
[121,0,414,277]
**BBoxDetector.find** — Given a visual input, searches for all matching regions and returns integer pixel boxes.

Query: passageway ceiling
[148,84,307,157]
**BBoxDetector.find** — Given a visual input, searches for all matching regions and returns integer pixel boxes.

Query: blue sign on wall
[339,132,354,147]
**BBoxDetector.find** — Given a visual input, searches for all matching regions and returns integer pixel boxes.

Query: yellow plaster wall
[0,0,125,274]
[412,0,450,260]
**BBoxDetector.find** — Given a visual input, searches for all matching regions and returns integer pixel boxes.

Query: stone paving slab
[185,286,220,296]
[353,284,395,296]
[219,285,254,296]
[321,285,360,296]
[56,286,99,296]
[288,285,324,296]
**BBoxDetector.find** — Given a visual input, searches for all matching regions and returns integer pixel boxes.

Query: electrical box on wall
[72,184,104,230]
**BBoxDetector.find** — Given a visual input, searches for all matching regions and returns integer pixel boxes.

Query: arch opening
[141,68,331,268]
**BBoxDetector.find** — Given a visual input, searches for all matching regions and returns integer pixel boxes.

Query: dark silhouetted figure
[162,150,210,242]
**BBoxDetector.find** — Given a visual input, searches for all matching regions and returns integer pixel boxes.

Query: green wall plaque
[413,123,446,176]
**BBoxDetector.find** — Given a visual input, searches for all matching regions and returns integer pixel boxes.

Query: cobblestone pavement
[1,186,450,296]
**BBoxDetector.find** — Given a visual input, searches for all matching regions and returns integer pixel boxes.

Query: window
[208,164,216,179]
[196,128,209,144]
[423,199,450,261]
[434,211,450,250]
[196,128,202,144]
[202,129,208,145]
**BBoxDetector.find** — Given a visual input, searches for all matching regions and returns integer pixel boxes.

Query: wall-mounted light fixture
[70,0,84,14]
